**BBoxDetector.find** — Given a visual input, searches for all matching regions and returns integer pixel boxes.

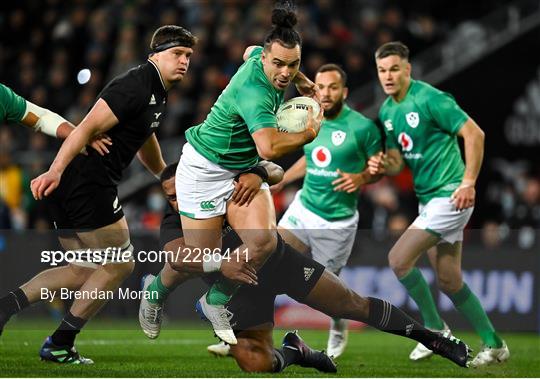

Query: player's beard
[323,100,344,119]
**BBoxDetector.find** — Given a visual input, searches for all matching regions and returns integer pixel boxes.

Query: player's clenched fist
[30,170,61,200]
[367,151,386,175]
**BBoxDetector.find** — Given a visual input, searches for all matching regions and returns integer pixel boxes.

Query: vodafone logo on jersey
[398,132,414,152]
[311,146,332,167]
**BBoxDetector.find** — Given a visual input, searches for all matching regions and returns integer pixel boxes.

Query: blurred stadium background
[0,0,539,345]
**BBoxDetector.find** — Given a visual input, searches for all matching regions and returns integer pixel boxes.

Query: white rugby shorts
[278,190,358,273]
[412,197,473,244]
[176,142,268,219]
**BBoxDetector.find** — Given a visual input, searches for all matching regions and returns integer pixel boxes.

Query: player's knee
[388,252,411,278]
[102,242,135,279]
[437,274,462,294]
[105,260,135,281]
[234,339,274,372]
[68,265,94,285]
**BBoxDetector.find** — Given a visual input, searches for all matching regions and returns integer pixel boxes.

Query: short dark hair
[316,64,348,86]
[160,163,178,183]
[263,1,302,50]
[150,25,197,52]
[375,41,410,60]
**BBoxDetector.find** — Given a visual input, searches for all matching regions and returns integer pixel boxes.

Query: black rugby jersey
[90,59,168,184]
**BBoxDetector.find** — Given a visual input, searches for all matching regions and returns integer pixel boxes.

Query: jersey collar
[147,59,167,92]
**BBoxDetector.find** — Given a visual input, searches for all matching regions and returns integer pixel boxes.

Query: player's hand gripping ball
[276,96,320,133]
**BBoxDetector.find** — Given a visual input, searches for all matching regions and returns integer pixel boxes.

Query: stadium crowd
[0,0,537,251]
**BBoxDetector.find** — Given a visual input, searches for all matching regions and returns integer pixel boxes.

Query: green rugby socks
[146,271,172,305]
[448,283,503,348]
[399,268,445,330]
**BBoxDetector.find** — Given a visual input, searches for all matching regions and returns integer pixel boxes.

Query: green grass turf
[0,319,538,377]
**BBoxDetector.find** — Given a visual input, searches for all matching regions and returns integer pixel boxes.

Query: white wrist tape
[24,101,67,137]
[202,254,223,273]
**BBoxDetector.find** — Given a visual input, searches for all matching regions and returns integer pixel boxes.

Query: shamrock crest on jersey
[405,112,419,128]
[331,130,346,146]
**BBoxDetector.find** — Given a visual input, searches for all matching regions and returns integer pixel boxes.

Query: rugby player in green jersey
[368,41,509,368]
[172,3,323,344]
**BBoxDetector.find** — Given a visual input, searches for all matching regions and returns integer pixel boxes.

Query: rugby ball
[276,96,320,133]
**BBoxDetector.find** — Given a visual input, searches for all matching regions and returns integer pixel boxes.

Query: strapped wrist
[203,254,222,272]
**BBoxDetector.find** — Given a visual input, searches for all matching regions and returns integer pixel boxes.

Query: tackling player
[141,166,473,372]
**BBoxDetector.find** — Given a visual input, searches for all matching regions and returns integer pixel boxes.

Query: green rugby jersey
[0,83,26,123]
[186,47,283,169]
[379,79,469,204]
[300,104,381,221]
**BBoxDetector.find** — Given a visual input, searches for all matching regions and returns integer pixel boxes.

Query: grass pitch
[0,319,538,377]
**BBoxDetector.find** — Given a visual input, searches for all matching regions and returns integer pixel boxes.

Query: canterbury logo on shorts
[200,200,216,211]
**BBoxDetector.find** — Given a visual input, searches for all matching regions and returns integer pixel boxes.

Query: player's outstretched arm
[137,133,166,179]
[30,99,118,199]
[451,118,485,210]
[21,101,113,155]
[20,100,72,139]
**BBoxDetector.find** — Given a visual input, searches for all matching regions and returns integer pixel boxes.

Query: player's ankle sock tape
[367,297,437,346]
[206,279,239,305]
[0,288,30,316]
[273,347,300,372]
[398,268,444,330]
[448,283,503,348]
[147,271,171,304]
[51,311,87,347]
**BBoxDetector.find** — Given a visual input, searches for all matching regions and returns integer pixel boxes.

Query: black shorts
[45,154,124,235]
[226,240,325,332]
